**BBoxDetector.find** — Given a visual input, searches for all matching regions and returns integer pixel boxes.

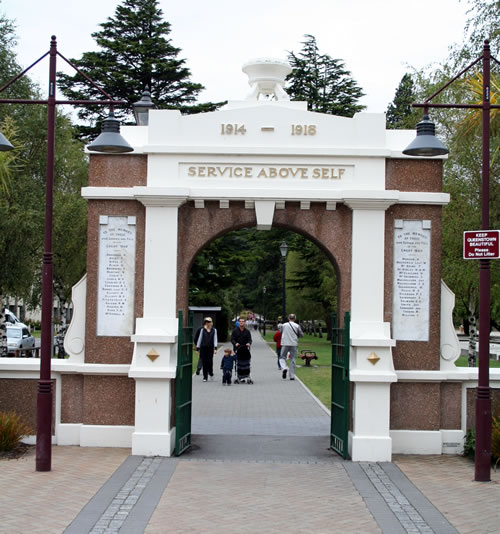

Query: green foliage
[0,109,89,307]
[0,411,32,451]
[493,417,500,468]
[190,228,294,321]
[286,35,365,117]
[286,252,327,320]
[386,73,421,130]
[189,228,338,328]
[0,115,22,195]
[0,13,36,105]
[464,418,500,466]
[52,190,88,307]
[57,0,224,138]
[451,0,499,68]
[407,1,500,330]
[0,12,89,307]
[286,235,337,329]
[438,68,500,328]
[463,427,475,457]
[0,21,44,299]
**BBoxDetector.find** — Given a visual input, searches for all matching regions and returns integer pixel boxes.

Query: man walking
[279,314,304,380]
[231,317,252,351]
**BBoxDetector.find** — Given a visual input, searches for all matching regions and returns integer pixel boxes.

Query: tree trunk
[468,312,478,367]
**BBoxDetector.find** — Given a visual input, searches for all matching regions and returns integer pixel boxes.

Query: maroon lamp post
[403,40,499,482]
[0,36,132,472]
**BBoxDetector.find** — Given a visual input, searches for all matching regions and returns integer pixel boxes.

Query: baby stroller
[234,345,253,384]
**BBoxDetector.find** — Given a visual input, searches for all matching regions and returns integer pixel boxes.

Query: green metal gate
[330,311,350,459]
[175,310,193,456]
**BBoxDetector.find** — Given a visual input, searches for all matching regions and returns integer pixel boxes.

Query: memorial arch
[4,59,496,462]
[176,201,351,320]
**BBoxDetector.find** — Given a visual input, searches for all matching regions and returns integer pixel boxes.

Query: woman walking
[196,317,218,381]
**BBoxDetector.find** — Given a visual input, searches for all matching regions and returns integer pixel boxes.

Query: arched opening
[176,201,350,457]
[177,201,351,321]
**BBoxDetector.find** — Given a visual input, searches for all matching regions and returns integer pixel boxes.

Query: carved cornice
[344,198,397,211]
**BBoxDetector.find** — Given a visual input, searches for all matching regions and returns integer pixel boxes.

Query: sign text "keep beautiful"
[187,165,347,179]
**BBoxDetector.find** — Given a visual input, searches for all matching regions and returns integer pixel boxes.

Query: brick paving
[145,461,381,534]
[1,332,499,533]
[0,446,129,534]
[89,457,163,534]
[394,455,500,534]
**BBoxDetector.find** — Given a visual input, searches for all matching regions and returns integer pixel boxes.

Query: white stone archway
[78,60,450,460]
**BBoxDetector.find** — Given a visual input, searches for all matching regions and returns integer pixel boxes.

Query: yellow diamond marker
[147,349,160,362]
[367,352,380,365]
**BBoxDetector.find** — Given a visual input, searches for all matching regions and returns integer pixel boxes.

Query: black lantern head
[87,111,133,153]
[402,114,448,157]
[0,131,14,151]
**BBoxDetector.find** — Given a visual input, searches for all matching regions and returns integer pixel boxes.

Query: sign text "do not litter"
[463,230,500,259]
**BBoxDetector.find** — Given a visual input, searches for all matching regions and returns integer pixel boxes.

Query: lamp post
[403,40,499,482]
[279,240,288,321]
[263,286,267,335]
[0,36,132,472]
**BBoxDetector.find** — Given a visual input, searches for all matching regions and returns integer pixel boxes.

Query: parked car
[5,324,35,356]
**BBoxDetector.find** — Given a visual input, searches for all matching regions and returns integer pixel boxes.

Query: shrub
[463,417,500,468]
[492,417,500,469]
[0,411,33,452]
[463,428,475,457]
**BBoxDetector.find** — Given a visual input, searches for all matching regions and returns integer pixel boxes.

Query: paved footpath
[1,331,499,533]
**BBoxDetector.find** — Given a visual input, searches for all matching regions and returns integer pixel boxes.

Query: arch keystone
[254,200,276,230]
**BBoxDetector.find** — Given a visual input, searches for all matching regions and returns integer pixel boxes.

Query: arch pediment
[131,103,397,157]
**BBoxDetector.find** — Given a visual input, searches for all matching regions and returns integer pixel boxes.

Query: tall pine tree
[286,35,365,117]
[386,73,420,129]
[57,0,223,137]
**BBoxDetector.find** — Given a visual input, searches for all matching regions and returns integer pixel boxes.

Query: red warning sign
[463,230,500,259]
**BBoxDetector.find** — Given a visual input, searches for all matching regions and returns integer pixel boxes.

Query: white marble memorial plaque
[392,220,431,341]
[97,216,136,336]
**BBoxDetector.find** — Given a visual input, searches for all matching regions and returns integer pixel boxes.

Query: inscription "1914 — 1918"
[220,124,317,136]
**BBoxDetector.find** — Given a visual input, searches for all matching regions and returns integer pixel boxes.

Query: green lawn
[264,331,332,408]
[455,355,500,368]
[295,365,331,408]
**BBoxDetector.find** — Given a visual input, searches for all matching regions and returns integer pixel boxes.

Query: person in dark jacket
[193,325,203,375]
[220,347,236,385]
[230,318,252,351]
[196,317,218,381]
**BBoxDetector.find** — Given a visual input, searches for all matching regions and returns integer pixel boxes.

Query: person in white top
[279,313,304,380]
[196,317,218,381]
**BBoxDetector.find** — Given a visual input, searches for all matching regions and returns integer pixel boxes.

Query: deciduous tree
[0,11,89,313]
[409,0,500,331]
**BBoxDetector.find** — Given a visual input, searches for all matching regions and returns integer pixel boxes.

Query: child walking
[220,347,236,385]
